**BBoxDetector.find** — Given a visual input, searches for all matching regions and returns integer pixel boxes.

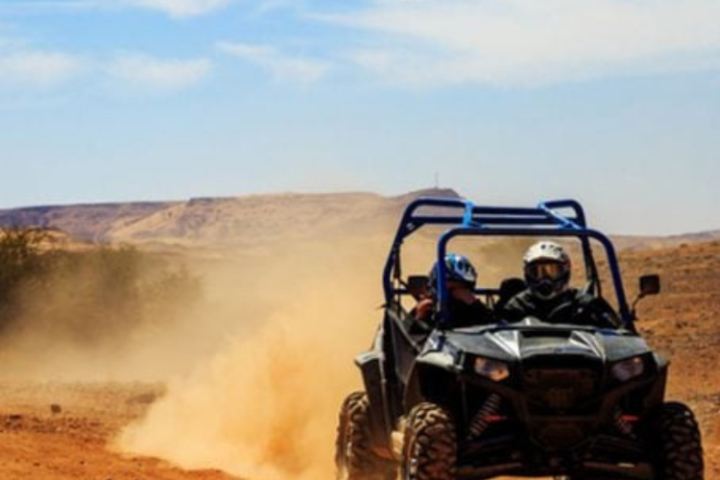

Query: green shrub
[0,227,203,343]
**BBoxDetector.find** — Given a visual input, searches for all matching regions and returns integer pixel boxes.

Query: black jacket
[502,288,620,328]
[446,298,495,329]
[411,297,494,331]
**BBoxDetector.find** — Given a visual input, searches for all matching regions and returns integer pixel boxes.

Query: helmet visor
[526,261,567,282]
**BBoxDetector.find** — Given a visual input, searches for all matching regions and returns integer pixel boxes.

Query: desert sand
[0,193,718,480]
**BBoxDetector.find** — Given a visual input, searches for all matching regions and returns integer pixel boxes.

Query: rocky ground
[0,382,239,480]
[0,238,718,480]
[621,240,720,479]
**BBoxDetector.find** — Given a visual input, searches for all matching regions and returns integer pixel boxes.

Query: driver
[502,241,620,328]
[414,253,494,328]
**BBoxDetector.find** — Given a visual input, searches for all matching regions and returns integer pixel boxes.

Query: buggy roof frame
[382,197,632,327]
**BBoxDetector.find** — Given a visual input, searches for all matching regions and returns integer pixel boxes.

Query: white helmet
[523,241,571,299]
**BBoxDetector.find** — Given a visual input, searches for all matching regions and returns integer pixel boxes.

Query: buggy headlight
[611,356,645,382]
[474,357,510,382]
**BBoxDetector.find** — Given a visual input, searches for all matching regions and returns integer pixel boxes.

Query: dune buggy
[335,197,703,480]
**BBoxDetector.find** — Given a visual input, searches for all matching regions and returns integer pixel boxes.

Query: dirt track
[1,379,718,480]
[1,239,719,480]
[0,382,238,480]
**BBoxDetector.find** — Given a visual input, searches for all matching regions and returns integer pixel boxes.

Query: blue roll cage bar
[382,197,633,328]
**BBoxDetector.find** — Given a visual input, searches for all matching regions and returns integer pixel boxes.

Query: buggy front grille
[522,356,602,414]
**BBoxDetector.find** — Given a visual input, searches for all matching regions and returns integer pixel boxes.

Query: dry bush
[0,227,203,346]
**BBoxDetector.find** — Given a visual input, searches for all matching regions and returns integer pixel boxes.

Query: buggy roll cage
[382,197,633,328]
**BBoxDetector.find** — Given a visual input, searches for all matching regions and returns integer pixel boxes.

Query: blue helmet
[429,253,478,293]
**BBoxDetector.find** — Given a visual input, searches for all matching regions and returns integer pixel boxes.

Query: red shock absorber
[613,407,636,437]
[467,393,502,439]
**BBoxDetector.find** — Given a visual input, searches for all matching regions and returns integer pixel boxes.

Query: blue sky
[0,0,718,235]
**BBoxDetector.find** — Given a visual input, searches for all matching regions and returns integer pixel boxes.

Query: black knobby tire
[402,402,457,480]
[654,402,704,480]
[335,391,396,480]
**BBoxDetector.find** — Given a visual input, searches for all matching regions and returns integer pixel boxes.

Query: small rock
[50,404,62,414]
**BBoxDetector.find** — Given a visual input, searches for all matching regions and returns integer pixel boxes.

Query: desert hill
[613,231,720,251]
[0,189,460,247]
[3,190,719,249]
[0,202,172,243]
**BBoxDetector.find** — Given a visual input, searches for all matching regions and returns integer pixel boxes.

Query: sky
[0,0,718,235]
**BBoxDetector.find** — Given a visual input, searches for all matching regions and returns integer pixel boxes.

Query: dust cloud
[0,248,221,382]
[117,236,393,480]
[0,223,531,479]
[114,233,535,480]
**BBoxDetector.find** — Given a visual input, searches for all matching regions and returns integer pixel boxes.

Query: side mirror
[639,274,661,297]
[407,275,430,300]
[631,274,661,320]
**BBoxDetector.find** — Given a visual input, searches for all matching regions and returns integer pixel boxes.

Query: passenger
[494,277,526,313]
[414,253,494,329]
[502,241,620,328]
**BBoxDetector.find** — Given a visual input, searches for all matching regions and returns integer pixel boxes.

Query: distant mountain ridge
[0,189,461,246]
[0,202,174,243]
[612,231,720,251]
[1,189,718,249]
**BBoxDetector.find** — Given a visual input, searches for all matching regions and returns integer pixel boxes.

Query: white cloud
[0,50,84,86]
[0,46,211,94]
[123,0,233,17]
[0,0,278,16]
[324,0,720,86]
[0,0,227,16]
[217,41,329,84]
[106,53,212,90]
